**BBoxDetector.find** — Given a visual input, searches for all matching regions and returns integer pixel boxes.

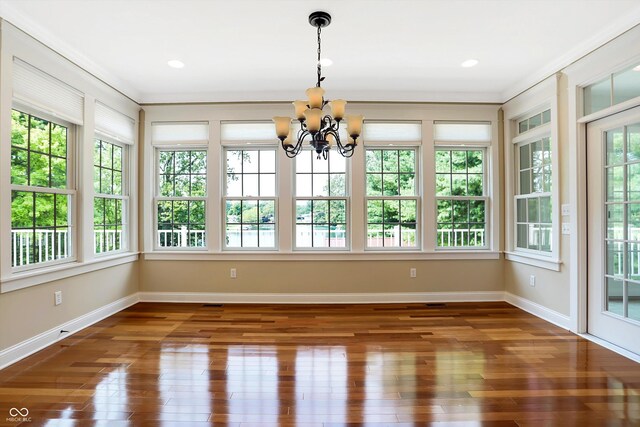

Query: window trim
[222,145,279,251]
[9,105,78,273]
[153,147,209,251]
[503,77,561,270]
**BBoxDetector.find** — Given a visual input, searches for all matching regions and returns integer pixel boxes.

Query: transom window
[225,149,277,249]
[156,150,207,248]
[365,148,418,249]
[94,139,127,254]
[516,137,552,252]
[295,150,347,249]
[518,109,551,134]
[10,109,73,267]
[435,149,487,248]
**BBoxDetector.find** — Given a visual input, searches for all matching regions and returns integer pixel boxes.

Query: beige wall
[0,262,138,350]
[503,74,571,316]
[141,259,503,294]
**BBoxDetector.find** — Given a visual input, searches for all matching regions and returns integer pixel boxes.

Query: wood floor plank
[0,301,639,425]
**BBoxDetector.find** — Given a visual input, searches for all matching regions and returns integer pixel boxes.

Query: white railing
[95,229,124,253]
[157,226,206,248]
[12,229,70,267]
[436,229,485,247]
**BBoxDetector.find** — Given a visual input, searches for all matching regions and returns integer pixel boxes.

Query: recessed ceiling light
[167,60,185,69]
[633,64,640,71]
[319,57,333,67]
[461,59,479,68]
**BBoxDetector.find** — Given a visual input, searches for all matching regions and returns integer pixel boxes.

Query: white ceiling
[1,0,639,104]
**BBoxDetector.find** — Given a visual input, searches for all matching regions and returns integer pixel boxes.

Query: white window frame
[503,75,561,270]
[434,146,489,250]
[514,133,553,255]
[9,104,77,272]
[222,145,279,251]
[153,146,209,251]
[364,145,421,251]
[93,137,129,256]
[293,148,350,251]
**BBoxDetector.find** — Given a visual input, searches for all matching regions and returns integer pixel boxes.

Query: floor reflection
[294,346,347,424]
[226,346,279,424]
[159,344,211,424]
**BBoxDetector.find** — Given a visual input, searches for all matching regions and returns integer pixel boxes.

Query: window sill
[504,251,562,271]
[143,251,500,261]
[0,252,139,293]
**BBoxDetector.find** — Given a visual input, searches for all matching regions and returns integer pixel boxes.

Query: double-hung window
[365,148,419,249]
[152,122,209,250]
[156,149,207,248]
[435,149,487,248]
[433,122,492,249]
[515,131,552,252]
[295,150,348,249]
[224,148,277,249]
[93,139,127,254]
[10,109,74,268]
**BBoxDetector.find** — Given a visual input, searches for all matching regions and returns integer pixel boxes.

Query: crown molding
[0,2,142,102]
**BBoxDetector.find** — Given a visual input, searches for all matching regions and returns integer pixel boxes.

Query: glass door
[587,107,640,355]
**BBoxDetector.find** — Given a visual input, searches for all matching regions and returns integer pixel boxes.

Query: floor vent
[203,304,224,307]
[425,303,446,308]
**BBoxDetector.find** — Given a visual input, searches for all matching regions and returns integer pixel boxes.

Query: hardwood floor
[1,302,639,426]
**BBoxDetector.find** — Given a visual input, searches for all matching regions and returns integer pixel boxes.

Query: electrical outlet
[562,223,571,235]
[561,204,570,216]
[529,275,536,287]
[410,268,417,278]
[230,268,237,279]
[54,291,62,306]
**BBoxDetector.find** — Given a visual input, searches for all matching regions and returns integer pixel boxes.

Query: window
[295,150,347,249]
[515,137,552,252]
[156,149,207,248]
[94,139,127,254]
[224,148,276,249]
[518,109,551,134]
[584,64,640,115]
[365,148,418,249]
[10,109,74,268]
[435,149,487,248]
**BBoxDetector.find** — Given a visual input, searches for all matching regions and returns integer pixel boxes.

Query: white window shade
[221,122,277,142]
[362,122,422,143]
[95,102,136,145]
[151,122,209,146]
[13,58,84,125]
[434,122,492,142]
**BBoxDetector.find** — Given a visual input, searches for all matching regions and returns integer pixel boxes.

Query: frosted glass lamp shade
[304,108,323,132]
[293,101,307,120]
[346,115,364,138]
[273,116,291,139]
[329,99,347,120]
[306,87,325,109]
[326,133,335,147]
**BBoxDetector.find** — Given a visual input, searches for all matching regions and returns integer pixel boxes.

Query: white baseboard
[0,293,140,370]
[504,291,571,330]
[138,291,505,304]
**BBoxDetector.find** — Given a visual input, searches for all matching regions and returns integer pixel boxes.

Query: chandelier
[273,11,363,160]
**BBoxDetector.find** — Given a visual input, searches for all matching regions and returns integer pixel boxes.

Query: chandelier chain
[316,25,322,87]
